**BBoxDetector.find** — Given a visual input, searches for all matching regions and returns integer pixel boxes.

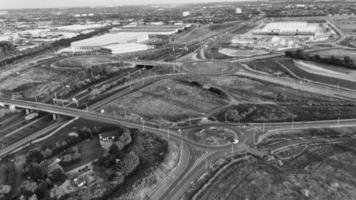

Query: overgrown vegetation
[285,49,355,69]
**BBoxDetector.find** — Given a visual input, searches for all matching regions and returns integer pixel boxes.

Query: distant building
[69,24,189,54]
[254,22,320,36]
[183,11,190,17]
[296,4,306,8]
[0,11,8,16]
[235,8,242,14]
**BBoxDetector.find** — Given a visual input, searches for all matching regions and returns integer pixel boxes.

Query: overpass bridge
[0,98,137,126]
[0,98,158,158]
[0,98,235,158]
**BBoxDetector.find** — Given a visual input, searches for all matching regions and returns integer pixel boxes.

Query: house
[98,131,117,141]
[99,128,132,151]
[99,131,118,151]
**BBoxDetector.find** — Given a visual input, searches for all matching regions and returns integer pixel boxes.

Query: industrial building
[254,22,321,36]
[68,23,190,54]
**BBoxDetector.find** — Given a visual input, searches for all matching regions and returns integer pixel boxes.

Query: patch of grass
[215,103,356,123]
[62,138,103,172]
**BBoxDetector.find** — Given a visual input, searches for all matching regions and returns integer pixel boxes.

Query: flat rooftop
[258,21,320,33]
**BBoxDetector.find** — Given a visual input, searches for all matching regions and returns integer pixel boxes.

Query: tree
[49,168,66,184]
[35,182,48,199]
[226,109,241,122]
[26,150,44,164]
[296,49,306,59]
[24,164,45,181]
[285,50,294,57]
[344,56,354,67]
[109,143,119,155]
[313,54,321,61]
[121,152,140,176]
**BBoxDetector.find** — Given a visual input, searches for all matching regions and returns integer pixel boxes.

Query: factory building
[68,23,190,55]
[254,22,321,36]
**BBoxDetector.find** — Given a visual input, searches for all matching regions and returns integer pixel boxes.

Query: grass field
[187,127,237,146]
[278,58,356,90]
[104,78,229,124]
[183,61,237,74]
[0,66,68,98]
[247,60,292,77]
[202,75,356,122]
[329,16,356,36]
[215,103,356,123]
[196,128,356,200]
[58,56,119,68]
[219,48,268,57]
[248,58,356,90]
[62,138,103,172]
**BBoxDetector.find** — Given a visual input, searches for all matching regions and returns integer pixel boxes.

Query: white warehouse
[254,22,321,36]
[69,25,187,54]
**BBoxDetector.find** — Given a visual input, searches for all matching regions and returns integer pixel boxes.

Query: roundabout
[182,60,240,75]
[186,126,239,146]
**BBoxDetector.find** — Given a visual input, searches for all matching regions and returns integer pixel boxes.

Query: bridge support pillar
[52,114,57,120]
[9,104,16,112]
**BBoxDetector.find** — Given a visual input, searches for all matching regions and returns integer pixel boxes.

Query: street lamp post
[141,117,145,131]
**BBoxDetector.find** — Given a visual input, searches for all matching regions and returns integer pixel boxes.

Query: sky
[0,0,253,9]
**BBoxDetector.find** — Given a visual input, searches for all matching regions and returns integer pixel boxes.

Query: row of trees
[285,49,355,69]
[225,106,256,122]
